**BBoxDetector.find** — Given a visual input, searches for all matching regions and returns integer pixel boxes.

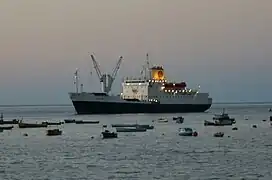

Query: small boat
[75,120,99,124]
[138,124,154,129]
[204,120,234,126]
[175,117,184,124]
[270,116,272,121]
[64,119,76,123]
[232,127,238,130]
[252,125,257,128]
[111,124,154,129]
[0,113,19,124]
[101,130,118,139]
[204,109,235,126]
[116,127,147,132]
[157,118,168,123]
[173,116,183,120]
[178,128,197,136]
[18,121,47,128]
[46,129,62,136]
[0,125,14,130]
[212,109,235,121]
[42,121,62,125]
[0,119,19,124]
[213,132,224,137]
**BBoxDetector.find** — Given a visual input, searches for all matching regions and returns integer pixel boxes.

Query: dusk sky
[0,0,272,105]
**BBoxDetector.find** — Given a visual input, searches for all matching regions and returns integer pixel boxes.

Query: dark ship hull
[72,101,212,114]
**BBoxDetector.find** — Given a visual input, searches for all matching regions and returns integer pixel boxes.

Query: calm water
[1,104,272,180]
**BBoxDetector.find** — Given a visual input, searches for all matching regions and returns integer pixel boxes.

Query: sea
[0,103,272,180]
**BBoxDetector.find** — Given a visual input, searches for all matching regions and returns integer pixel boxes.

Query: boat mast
[146,53,151,80]
[74,68,79,93]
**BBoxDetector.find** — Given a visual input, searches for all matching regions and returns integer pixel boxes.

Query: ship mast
[74,68,79,93]
[146,53,151,80]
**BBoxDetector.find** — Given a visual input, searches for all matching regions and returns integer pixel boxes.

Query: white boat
[178,128,197,136]
[158,118,168,123]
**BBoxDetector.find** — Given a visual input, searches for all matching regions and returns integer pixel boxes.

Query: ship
[69,53,212,114]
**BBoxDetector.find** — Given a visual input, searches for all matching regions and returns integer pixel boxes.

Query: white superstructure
[120,65,211,105]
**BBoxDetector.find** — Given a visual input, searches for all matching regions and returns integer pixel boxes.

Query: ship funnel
[151,66,165,80]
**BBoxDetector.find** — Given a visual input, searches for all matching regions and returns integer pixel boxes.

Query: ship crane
[89,53,123,94]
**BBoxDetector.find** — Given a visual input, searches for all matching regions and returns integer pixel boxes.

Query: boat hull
[0,126,14,130]
[71,101,212,114]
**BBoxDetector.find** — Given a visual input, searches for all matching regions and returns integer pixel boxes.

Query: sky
[0,0,272,105]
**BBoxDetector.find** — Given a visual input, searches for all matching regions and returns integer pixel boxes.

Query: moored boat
[0,113,19,124]
[64,119,76,123]
[158,118,168,123]
[101,130,118,139]
[213,132,224,137]
[204,109,235,126]
[18,121,47,128]
[42,121,62,125]
[204,120,234,126]
[46,129,62,136]
[0,119,19,124]
[173,116,183,120]
[75,120,99,124]
[116,127,147,132]
[178,128,198,136]
[175,117,184,124]
[0,125,14,130]
[111,124,154,129]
